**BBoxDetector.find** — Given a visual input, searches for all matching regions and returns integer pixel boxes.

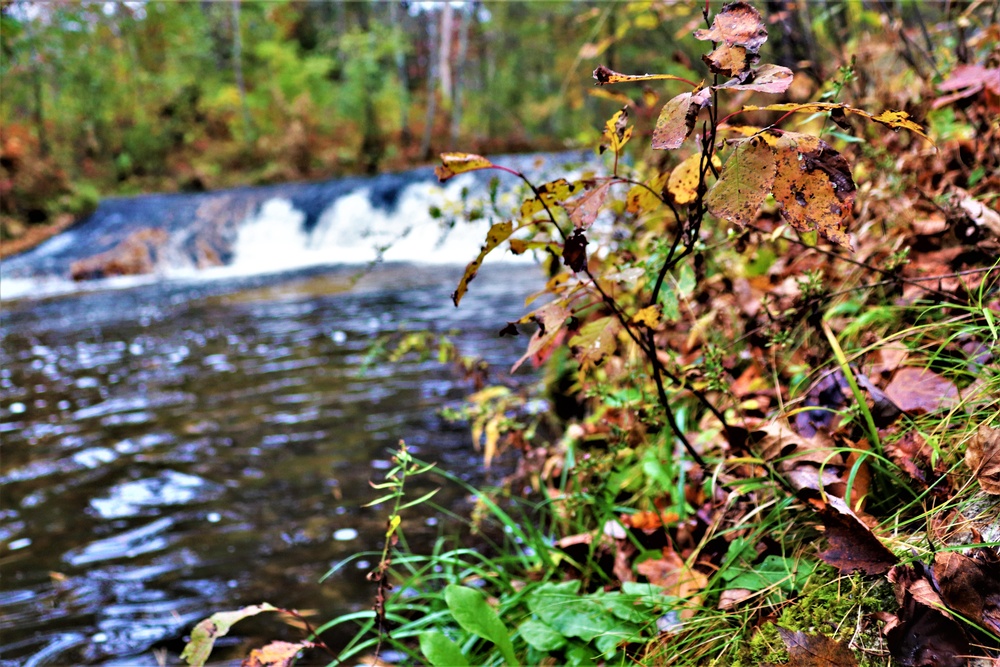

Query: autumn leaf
[886,564,969,667]
[602,107,633,154]
[933,550,1000,635]
[716,64,794,94]
[592,64,694,86]
[569,315,618,368]
[739,103,931,142]
[511,302,571,373]
[563,229,588,272]
[435,152,494,181]
[694,2,768,53]
[703,44,751,78]
[652,88,712,150]
[242,641,315,667]
[452,221,514,307]
[635,547,707,619]
[520,178,586,218]
[566,180,613,230]
[775,628,858,667]
[181,603,280,667]
[965,424,1000,494]
[705,135,776,226]
[626,171,669,214]
[768,129,856,248]
[632,304,662,328]
[884,367,958,414]
[668,152,721,206]
[817,504,898,575]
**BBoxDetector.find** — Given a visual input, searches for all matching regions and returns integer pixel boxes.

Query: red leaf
[884,367,958,414]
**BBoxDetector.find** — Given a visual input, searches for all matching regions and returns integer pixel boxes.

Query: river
[0,156,579,665]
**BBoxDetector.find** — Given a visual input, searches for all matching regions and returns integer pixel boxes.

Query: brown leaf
[768,130,856,248]
[562,229,588,272]
[933,549,1000,635]
[887,564,969,667]
[652,88,712,150]
[636,547,707,619]
[717,64,794,93]
[694,2,768,53]
[817,505,898,575]
[702,44,751,78]
[511,302,571,373]
[884,367,959,414]
[777,628,858,667]
[705,135,776,226]
[966,425,1000,494]
[566,181,613,230]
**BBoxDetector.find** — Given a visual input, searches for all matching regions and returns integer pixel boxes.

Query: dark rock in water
[70,228,171,280]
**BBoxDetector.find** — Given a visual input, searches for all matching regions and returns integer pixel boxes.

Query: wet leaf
[776,628,858,667]
[593,64,694,86]
[435,153,494,181]
[768,129,856,248]
[452,221,514,307]
[667,152,721,205]
[817,505,898,575]
[563,229,589,272]
[569,316,618,368]
[652,88,712,150]
[181,603,280,667]
[705,135,776,226]
[717,64,793,94]
[965,424,1000,494]
[566,180,613,230]
[884,367,958,414]
[694,2,768,53]
[635,547,707,618]
[242,641,315,667]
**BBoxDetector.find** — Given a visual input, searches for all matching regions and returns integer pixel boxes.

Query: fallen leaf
[817,505,897,575]
[965,425,1000,494]
[636,547,707,619]
[933,549,1000,634]
[777,627,858,667]
[886,564,969,667]
[884,367,959,414]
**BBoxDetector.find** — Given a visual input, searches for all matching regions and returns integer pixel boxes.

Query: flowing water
[0,155,583,665]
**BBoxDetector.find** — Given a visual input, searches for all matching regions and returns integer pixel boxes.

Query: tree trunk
[439,3,454,112]
[420,10,440,160]
[450,3,472,145]
[23,17,49,158]
[389,1,412,147]
[231,0,255,143]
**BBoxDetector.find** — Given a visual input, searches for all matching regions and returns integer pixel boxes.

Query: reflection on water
[0,264,537,665]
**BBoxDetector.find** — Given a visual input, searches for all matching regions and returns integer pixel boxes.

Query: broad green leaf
[435,153,494,181]
[452,221,514,306]
[724,554,815,593]
[420,632,470,667]
[525,582,624,643]
[705,136,776,227]
[181,603,279,667]
[767,129,856,249]
[444,585,519,667]
[519,619,567,651]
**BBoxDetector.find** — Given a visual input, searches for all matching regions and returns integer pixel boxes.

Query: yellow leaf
[387,514,401,537]
[593,64,695,86]
[569,316,619,369]
[483,414,502,468]
[242,641,315,667]
[452,221,514,307]
[668,152,722,205]
[520,179,585,218]
[435,152,494,181]
[705,136,776,227]
[626,171,669,214]
[632,305,663,328]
